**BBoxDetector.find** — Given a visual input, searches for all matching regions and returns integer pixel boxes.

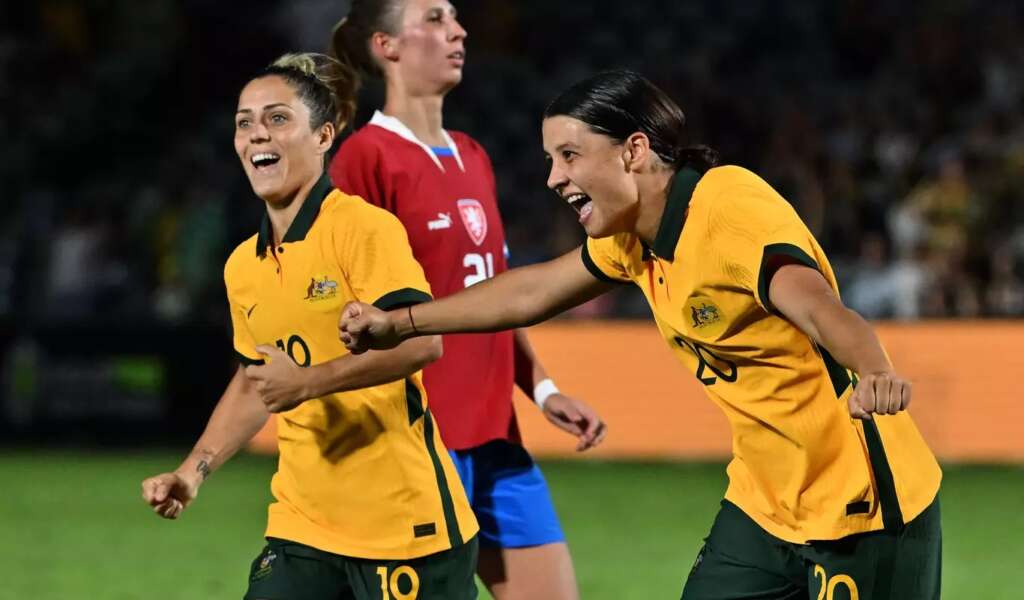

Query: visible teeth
[566,193,586,204]
[251,153,280,165]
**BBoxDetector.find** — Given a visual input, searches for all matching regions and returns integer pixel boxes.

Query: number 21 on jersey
[463,252,495,287]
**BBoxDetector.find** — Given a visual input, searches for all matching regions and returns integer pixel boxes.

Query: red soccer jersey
[329,111,519,450]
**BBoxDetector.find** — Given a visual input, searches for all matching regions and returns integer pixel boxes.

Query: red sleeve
[328,132,394,213]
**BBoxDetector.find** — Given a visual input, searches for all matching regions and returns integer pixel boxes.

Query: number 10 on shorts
[376,565,420,600]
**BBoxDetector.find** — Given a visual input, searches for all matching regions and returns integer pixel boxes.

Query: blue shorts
[448,439,565,549]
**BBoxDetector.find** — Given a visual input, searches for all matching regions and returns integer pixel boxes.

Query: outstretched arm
[140,365,269,518]
[769,263,909,419]
[340,247,613,352]
[513,328,607,451]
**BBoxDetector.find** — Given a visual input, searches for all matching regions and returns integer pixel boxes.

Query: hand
[245,345,310,413]
[542,393,607,452]
[849,371,911,420]
[141,471,200,519]
[339,302,402,354]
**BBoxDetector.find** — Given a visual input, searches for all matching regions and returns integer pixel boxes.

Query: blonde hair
[257,52,358,131]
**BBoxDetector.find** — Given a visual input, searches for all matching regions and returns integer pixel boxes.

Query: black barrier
[0,322,233,446]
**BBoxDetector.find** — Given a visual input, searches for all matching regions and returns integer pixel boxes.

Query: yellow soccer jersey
[224,173,477,559]
[583,165,941,544]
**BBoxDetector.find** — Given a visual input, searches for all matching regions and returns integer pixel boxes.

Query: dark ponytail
[328,0,405,126]
[544,70,719,173]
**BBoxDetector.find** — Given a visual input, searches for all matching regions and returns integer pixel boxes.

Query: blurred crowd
[3,0,1023,326]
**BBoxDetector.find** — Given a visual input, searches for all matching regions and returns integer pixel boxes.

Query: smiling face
[542,116,641,238]
[233,75,333,205]
[386,0,467,94]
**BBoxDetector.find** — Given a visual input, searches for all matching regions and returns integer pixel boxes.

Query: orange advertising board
[250,321,1024,461]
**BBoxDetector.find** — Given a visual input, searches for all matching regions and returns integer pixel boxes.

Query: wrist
[394,306,418,340]
[857,363,894,378]
[175,465,206,490]
[533,378,559,410]
[298,364,321,400]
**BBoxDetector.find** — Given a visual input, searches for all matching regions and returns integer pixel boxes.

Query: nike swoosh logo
[246,304,258,318]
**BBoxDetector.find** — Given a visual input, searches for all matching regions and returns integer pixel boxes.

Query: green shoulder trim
[373,288,433,311]
[757,243,819,314]
[581,244,628,284]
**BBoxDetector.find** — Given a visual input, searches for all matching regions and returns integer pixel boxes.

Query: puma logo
[428,212,452,231]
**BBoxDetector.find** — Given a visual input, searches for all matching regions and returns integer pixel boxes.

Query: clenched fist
[849,371,911,420]
[338,302,404,354]
[141,471,200,519]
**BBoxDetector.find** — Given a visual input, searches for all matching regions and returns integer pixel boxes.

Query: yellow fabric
[225,183,477,559]
[585,165,940,543]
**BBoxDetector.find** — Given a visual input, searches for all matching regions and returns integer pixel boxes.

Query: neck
[634,168,676,247]
[265,174,319,246]
[382,78,447,146]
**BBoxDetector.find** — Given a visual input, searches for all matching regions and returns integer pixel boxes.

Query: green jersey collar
[650,167,702,261]
[256,171,333,256]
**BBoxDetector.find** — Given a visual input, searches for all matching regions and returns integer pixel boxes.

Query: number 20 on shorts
[814,564,859,600]
[376,565,420,600]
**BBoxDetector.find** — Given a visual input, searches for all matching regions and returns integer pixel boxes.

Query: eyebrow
[427,5,457,16]
[236,102,291,114]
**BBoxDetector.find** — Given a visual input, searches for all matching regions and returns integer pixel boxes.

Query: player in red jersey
[327,1,606,598]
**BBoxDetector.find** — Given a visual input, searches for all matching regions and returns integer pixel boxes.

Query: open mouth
[566,192,593,217]
[447,50,465,61]
[250,152,281,169]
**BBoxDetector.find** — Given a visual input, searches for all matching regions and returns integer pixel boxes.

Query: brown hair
[328,0,406,120]
[255,53,359,131]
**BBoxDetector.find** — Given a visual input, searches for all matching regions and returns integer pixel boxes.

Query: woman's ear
[370,31,400,64]
[317,122,336,153]
[622,132,651,171]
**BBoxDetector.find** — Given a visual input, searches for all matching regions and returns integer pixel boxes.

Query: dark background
[2,0,1022,441]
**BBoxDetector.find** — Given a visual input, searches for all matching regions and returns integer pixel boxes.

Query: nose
[546,161,567,193]
[249,121,270,143]
[449,16,467,41]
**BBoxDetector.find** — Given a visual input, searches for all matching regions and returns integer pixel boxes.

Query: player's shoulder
[321,189,406,234]
[693,165,791,219]
[590,230,641,257]
[696,165,772,196]
[450,130,493,159]
[335,125,390,158]
[447,130,484,151]
[224,233,261,285]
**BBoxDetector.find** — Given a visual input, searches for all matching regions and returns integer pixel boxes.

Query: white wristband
[533,378,559,410]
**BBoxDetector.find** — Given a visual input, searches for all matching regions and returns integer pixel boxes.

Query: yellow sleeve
[224,260,264,366]
[707,180,823,313]
[581,236,631,284]
[335,202,433,310]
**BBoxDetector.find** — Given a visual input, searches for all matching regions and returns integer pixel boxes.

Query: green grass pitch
[2,451,1020,599]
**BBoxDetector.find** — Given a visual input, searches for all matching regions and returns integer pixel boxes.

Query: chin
[439,72,463,91]
[585,211,630,239]
[582,219,611,239]
[249,180,285,205]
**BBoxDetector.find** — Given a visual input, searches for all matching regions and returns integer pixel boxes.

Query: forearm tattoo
[196,460,212,480]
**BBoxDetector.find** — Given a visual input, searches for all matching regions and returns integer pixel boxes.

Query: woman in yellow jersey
[140,53,479,600]
[339,70,942,600]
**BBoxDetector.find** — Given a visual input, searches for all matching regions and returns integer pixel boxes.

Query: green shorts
[681,499,941,600]
[243,536,478,600]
